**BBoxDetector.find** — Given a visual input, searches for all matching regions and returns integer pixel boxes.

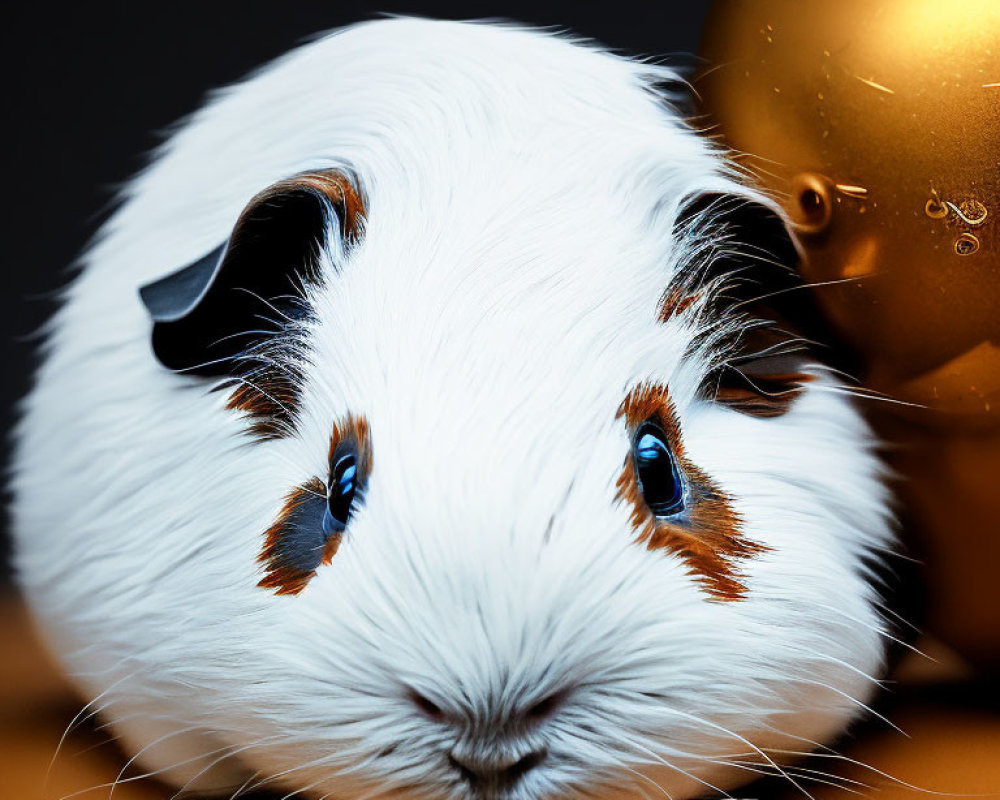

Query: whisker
[55,724,209,800]
[619,763,678,800]
[231,287,304,325]
[658,707,817,800]
[107,726,224,800]
[226,769,265,800]
[761,748,972,796]
[721,757,870,794]
[612,732,730,799]
[169,734,285,800]
[45,667,145,793]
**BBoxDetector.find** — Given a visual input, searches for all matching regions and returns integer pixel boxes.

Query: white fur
[11,19,893,800]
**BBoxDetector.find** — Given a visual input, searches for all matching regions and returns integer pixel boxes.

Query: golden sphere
[697,0,1000,668]
[697,0,1000,421]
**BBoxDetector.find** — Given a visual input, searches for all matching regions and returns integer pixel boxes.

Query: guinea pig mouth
[448,747,548,794]
[438,739,552,800]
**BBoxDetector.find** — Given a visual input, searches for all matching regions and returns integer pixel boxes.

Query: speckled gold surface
[697,0,1000,420]
[697,0,1000,668]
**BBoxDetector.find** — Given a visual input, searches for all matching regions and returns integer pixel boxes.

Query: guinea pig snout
[447,746,548,793]
[407,687,563,791]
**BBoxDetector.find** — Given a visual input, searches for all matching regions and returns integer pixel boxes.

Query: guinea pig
[10,18,895,800]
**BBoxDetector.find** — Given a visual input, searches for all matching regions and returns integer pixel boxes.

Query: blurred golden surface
[698,0,1000,416]
[2,593,999,799]
[697,0,1000,670]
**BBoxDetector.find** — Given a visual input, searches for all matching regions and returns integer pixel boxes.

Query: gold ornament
[697,0,1000,667]
[697,0,1000,418]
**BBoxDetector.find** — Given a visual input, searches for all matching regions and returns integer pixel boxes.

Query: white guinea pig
[11,17,894,800]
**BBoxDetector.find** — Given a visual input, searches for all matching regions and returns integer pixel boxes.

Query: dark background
[0,1,712,583]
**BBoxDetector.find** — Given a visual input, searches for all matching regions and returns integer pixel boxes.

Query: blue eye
[632,421,686,519]
[323,449,360,535]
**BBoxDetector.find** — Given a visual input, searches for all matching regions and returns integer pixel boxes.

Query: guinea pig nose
[449,748,547,789]
[524,689,568,723]
[407,689,445,720]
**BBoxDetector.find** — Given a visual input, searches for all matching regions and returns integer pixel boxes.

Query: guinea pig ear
[139,170,364,375]
[667,191,834,418]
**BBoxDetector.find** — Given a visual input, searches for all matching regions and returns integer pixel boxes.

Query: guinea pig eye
[323,446,361,535]
[632,421,686,519]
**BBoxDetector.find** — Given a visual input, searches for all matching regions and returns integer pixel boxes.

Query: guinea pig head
[138,166,890,800]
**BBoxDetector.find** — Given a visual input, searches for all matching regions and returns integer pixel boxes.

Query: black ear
[140,171,364,375]
[668,192,836,417]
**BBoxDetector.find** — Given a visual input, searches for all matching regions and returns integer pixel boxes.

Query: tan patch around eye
[329,413,373,478]
[257,413,371,595]
[257,477,335,596]
[617,384,767,601]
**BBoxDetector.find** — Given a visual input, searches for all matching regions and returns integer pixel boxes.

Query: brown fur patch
[714,370,814,419]
[257,477,332,596]
[329,413,373,479]
[617,384,767,601]
[258,413,372,595]
[287,171,366,242]
[227,374,302,440]
[712,324,815,419]
[658,287,701,321]
[226,170,366,439]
